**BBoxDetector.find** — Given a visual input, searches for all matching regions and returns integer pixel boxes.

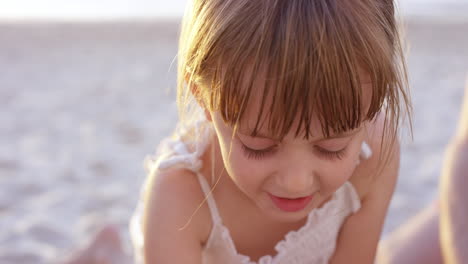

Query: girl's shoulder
[350,111,400,200]
[141,166,212,256]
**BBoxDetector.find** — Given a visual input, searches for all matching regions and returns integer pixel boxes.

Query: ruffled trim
[360,141,373,160]
[213,182,361,264]
[143,118,213,175]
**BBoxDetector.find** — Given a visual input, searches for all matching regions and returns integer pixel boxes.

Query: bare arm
[440,79,468,263]
[439,139,468,264]
[330,115,400,264]
[142,169,210,264]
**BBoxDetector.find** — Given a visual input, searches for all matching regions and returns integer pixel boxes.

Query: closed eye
[314,146,347,160]
[240,144,277,160]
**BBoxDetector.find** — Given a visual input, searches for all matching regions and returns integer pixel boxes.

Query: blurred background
[0,0,468,263]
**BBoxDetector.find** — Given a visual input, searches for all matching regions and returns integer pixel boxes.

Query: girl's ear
[186,74,201,101]
[204,109,213,122]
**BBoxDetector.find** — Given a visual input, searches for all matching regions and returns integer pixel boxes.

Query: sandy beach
[0,18,467,263]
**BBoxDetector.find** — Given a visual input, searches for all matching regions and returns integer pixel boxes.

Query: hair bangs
[180,0,410,144]
[203,0,401,140]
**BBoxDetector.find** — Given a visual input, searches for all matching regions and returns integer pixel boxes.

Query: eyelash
[240,143,347,161]
[314,146,347,161]
[240,144,277,160]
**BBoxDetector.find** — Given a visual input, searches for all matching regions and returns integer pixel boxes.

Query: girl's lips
[269,194,314,212]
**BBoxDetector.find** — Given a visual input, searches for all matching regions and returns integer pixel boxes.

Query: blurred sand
[0,19,467,263]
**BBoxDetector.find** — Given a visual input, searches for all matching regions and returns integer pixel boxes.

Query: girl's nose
[277,167,315,196]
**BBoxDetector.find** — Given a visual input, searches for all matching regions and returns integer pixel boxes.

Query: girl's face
[209,109,368,222]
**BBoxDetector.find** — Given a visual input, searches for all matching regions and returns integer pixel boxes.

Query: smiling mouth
[269,194,314,212]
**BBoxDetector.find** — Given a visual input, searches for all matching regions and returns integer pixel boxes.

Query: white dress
[129,119,372,264]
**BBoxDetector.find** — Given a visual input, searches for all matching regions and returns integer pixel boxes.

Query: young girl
[64,0,412,263]
[62,1,468,263]
[129,0,412,263]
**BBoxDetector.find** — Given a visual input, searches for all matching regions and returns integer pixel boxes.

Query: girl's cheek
[319,163,355,194]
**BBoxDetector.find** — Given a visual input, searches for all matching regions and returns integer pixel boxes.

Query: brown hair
[177,0,411,154]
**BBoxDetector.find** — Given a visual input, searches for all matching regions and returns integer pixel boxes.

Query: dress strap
[196,173,222,225]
